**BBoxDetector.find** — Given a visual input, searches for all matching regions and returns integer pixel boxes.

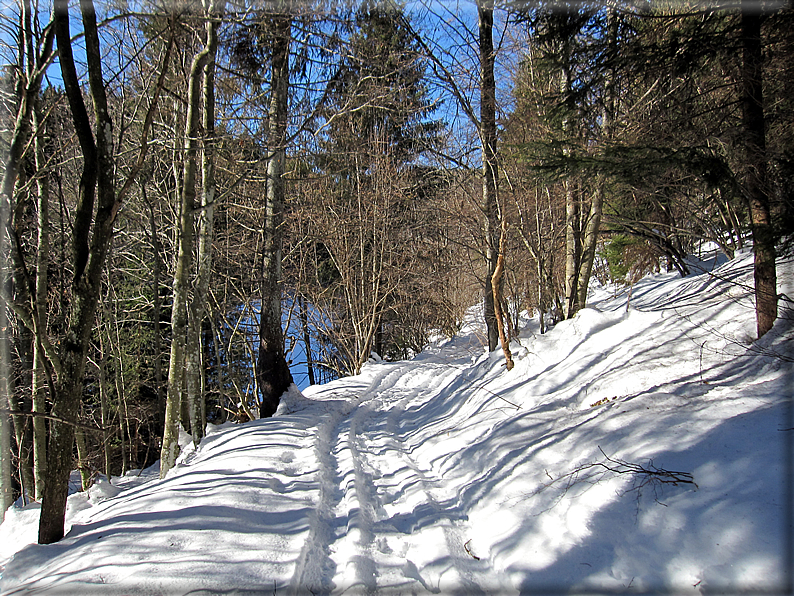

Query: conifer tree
[308,0,443,374]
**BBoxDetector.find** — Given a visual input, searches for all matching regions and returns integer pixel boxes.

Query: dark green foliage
[602,234,636,282]
[318,0,442,169]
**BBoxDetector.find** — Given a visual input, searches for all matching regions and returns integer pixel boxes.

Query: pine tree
[308,0,444,374]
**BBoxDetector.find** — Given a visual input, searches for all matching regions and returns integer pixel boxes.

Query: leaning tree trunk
[257,10,293,418]
[741,2,776,338]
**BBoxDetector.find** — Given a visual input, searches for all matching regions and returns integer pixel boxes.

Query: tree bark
[185,0,223,447]
[564,181,580,319]
[31,98,50,501]
[97,344,112,478]
[479,3,500,352]
[299,295,315,386]
[556,28,583,320]
[741,2,777,338]
[39,0,116,545]
[161,8,216,477]
[575,186,602,313]
[492,218,514,370]
[257,10,293,418]
[0,196,12,516]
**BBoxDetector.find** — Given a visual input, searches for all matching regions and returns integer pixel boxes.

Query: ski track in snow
[291,359,506,595]
[1,248,791,595]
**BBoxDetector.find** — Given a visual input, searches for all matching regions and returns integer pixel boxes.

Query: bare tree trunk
[161,7,216,477]
[39,0,167,542]
[208,313,227,422]
[74,426,90,491]
[257,9,293,418]
[31,100,49,501]
[97,345,112,478]
[299,295,315,386]
[39,0,117,544]
[185,0,222,447]
[741,2,776,338]
[0,199,12,516]
[479,3,500,352]
[111,322,129,476]
[537,256,546,334]
[556,29,583,321]
[0,0,52,517]
[576,183,603,312]
[492,218,514,370]
[2,1,55,509]
[564,181,580,319]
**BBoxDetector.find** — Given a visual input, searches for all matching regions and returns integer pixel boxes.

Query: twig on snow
[464,539,480,560]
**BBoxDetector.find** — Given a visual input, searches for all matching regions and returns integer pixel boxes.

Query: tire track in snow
[291,359,507,594]
[377,364,500,595]
[288,365,407,595]
[343,360,502,594]
[329,399,382,593]
[326,364,410,594]
[287,401,346,595]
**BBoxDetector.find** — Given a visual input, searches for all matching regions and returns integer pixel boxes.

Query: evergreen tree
[319,0,440,169]
[307,0,445,374]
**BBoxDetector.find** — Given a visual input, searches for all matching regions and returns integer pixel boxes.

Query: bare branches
[0,409,108,434]
[588,446,697,491]
[531,446,697,513]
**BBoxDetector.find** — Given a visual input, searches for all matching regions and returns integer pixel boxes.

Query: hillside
[1,247,792,595]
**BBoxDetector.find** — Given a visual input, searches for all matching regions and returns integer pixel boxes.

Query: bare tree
[257,6,293,418]
[401,1,513,351]
[161,0,222,477]
[186,0,224,445]
[0,0,55,512]
[740,0,776,338]
[36,0,170,543]
[37,0,118,544]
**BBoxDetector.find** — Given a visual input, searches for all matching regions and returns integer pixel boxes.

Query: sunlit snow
[1,247,791,595]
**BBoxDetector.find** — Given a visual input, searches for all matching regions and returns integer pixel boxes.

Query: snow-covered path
[1,248,792,595]
[1,334,520,595]
[290,353,515,595]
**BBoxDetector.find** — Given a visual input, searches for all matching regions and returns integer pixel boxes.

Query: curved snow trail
[4,252,791,596]
[294,356,516,595]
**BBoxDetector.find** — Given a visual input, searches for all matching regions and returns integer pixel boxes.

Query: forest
[0,0,791,547]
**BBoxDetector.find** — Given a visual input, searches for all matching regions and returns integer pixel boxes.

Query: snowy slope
[1,248,792,595]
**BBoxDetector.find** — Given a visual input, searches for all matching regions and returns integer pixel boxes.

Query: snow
[1,248,792,595]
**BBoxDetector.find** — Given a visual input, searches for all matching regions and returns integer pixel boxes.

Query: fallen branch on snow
[585,446,698,491]
[523,446,697,512]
